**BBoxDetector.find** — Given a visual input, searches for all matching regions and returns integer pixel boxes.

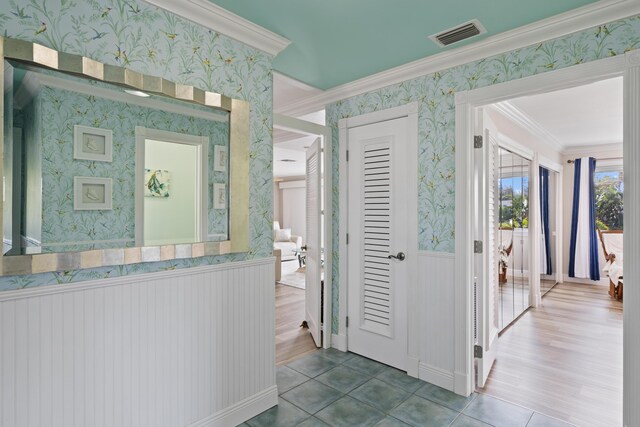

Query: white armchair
[273,222,302,260]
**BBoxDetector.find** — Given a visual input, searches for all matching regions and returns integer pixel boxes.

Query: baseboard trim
[407,356,420,378]
[454,371,472,397]
[331,333,348,351]
[189,385,278,427]
[419,363,454,391]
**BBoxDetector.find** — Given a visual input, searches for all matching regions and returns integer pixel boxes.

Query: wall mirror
[0,37,249,276]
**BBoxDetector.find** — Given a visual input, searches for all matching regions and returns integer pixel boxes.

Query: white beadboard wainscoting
[0,258,277,427]
[418,251,455,390]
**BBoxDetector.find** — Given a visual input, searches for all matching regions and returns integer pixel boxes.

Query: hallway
[481,281,623,426]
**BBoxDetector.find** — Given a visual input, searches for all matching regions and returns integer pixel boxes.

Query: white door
[305,138,322,347]
[475,109,499,387]
[347,117,408,370]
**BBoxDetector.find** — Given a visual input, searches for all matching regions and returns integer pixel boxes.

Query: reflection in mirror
[497,147,530,330]
[540,167,557,296]
[2,59,229,255]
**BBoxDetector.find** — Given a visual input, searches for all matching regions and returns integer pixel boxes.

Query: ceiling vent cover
[429,19,487,47]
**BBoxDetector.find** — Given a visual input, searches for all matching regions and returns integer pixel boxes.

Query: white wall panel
[418,251,455,390]
[0,258,277,427]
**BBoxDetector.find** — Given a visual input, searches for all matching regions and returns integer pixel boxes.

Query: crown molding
[141,0,290,56]
[278,0,640,116]
[490,101,564,150]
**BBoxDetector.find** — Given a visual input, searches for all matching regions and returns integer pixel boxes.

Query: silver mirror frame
[0,37,250,276]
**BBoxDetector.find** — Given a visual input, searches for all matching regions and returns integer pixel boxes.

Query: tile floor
[240,350,574,427]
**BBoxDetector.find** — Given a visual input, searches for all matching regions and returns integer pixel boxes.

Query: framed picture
[74,177,112,210]
[74,125,113,162]
[213,183,226,209]
[144,169,171,198]
[214,145,227,172]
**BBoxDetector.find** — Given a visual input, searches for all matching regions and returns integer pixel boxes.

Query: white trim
[274,113,331,137]
[22,70,228,122]
[338,102,419,372]
[279,0,640,116]
[497,132,534,160]
[278,180,305,190]
[141,0,290,56]
[624,59,640,427]
[272,114,333,349]
[562,273,609,286]
[0,257,274,302]
[490,102,563,150]
[455,54,638,424]
[331,334,348,352]
[188,385,278,427]
[419,363,455,391]
[135,127,209,246]
[539,156,562,173]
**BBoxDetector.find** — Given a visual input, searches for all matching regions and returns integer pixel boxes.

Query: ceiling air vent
[429,19,487,47]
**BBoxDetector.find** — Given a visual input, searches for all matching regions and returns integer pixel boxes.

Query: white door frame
[538,156,564,286]
[338,103,420,377]
[273,114,333,349]
[134,126,209,246]
[454,53,640,427]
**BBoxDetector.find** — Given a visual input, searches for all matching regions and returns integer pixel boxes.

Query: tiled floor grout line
[274,351,573,427]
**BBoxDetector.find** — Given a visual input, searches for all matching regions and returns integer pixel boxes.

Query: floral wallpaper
[29,85,228,251]
[0,0,273,291]
[326,16,640,333]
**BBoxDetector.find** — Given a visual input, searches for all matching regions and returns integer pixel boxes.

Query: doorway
[338,103,419,375]
[273,113,332,364]
[456,57,630,426]
[134,127,208,247]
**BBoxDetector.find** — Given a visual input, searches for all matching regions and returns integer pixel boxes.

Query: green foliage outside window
[595,171,623,230]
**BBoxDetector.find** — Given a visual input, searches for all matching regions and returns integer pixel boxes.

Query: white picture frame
[213,183,226,209]
[214,145,227,172]
[73,125,113,162]
[74,176,113,210]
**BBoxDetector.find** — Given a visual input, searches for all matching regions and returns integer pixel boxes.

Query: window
[594,170,623,230]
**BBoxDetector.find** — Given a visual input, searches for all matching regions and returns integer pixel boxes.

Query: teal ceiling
[209,0,600,90]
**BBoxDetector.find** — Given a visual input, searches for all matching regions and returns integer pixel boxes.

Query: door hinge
[474,135,483,148]
[346,233,349,244]
[474,240,483,254]
[346,316,349,328]
[346,150,349,161]
[474,345,483,358]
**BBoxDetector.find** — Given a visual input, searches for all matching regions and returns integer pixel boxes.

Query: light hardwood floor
[275,283,318,365]
[480,281,623,427]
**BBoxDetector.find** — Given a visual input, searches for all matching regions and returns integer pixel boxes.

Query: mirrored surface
[3,59,230,255]
[540,167,558,296]
[497,147,530,330]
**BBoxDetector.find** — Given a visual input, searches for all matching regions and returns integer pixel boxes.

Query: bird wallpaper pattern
[326,16,640,333]
[0,0,273,290]
[33,85,229,251]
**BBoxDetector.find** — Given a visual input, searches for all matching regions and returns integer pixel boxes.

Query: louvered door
[305,138,322,347]
[347,117,408,370]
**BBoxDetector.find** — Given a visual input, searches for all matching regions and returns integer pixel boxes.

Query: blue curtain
[568,157,600,280]
[587,158,600,280]
[539,167,552,275]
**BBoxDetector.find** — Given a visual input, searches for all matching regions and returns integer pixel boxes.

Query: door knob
[388,252,406,261]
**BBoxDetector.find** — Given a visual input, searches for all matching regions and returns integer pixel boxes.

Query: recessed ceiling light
[280,159,296,162]
[124,89,150,98]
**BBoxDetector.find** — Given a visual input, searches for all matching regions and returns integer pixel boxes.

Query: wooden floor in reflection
[481,281,623,427]
[275,283,317,365]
